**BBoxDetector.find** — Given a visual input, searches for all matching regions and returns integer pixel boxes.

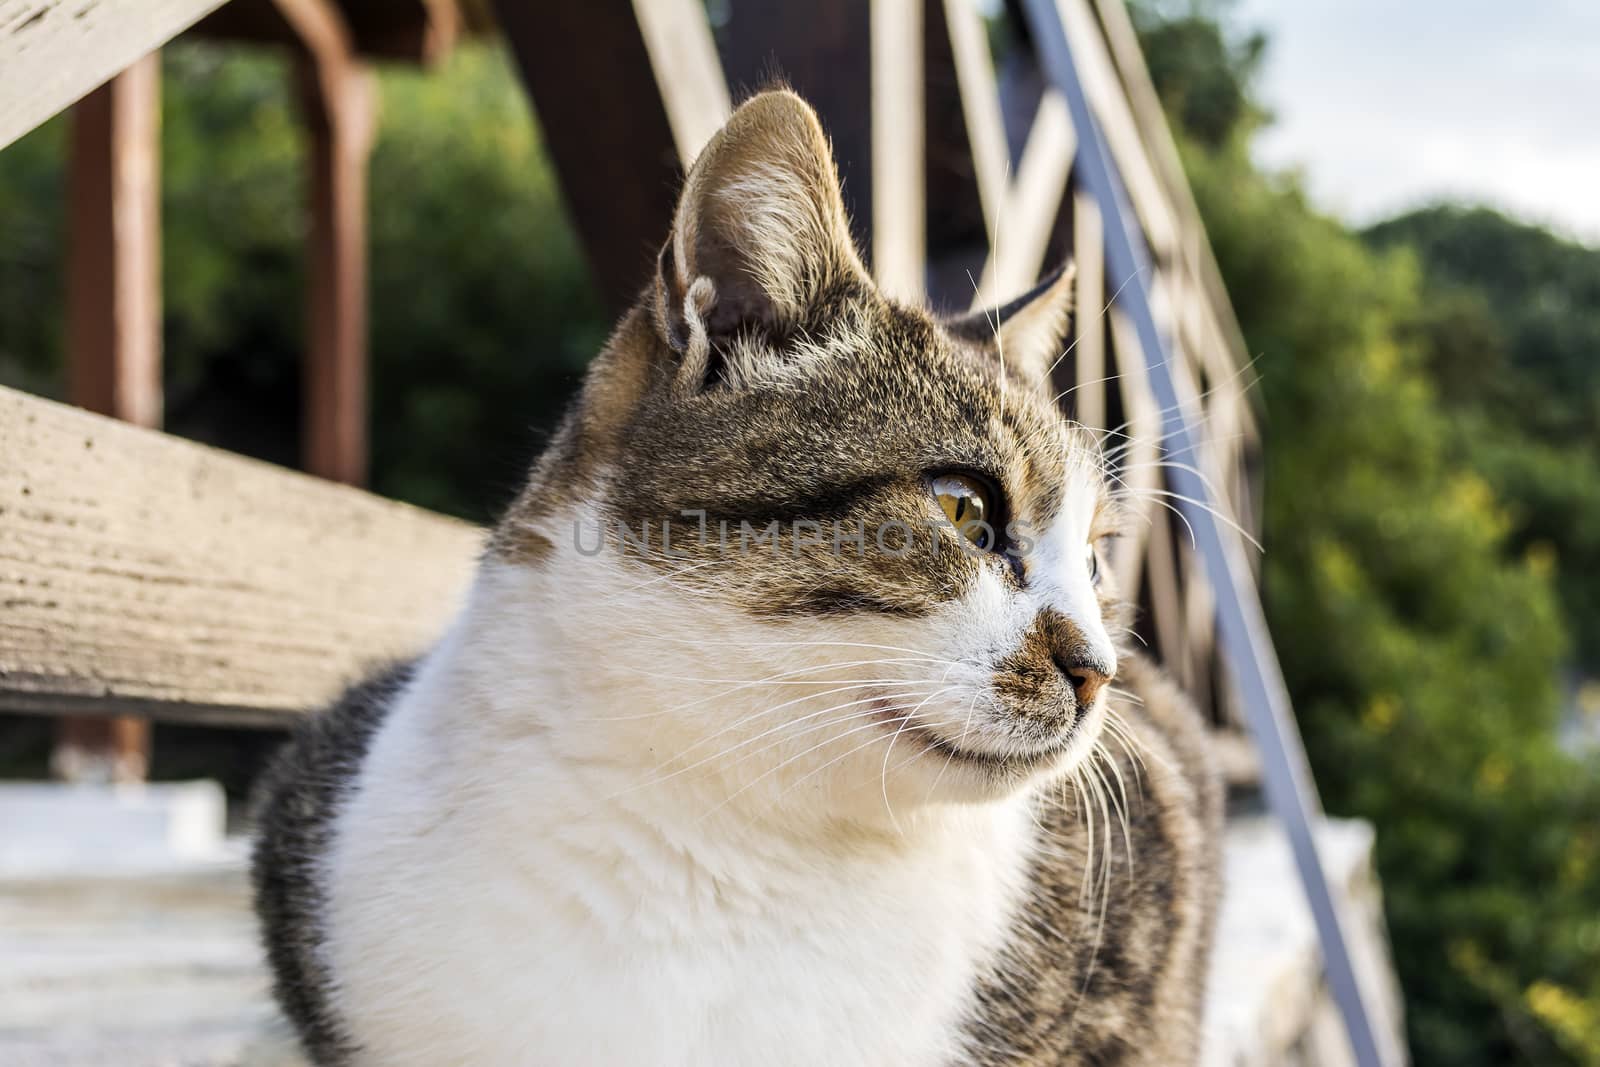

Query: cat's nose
[1054,651,1111,708]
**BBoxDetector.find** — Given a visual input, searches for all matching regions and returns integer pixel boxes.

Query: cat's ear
[944,263,1077,391]
[652,90,868,374]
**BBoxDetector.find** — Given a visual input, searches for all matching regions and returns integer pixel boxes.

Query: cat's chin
[843,695,1107,807]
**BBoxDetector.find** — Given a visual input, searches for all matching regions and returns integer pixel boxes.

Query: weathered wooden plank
[0,0,229,152]
[0,386,481,726]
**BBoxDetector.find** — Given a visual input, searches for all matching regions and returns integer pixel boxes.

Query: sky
[1233,0,1600,243]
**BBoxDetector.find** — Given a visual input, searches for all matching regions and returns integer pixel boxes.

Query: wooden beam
[1182,540,1215,706]
[1108,307,1159,598]
[1071,189,1106,430]
[294,27,376,485]
[192,0,459,65]
[0,0,227,152]
[67,56,162,430]
[870,0,926,302]
[1085,0,1193,227]
[1144,491,1186,672]
[631,0,731,164]
[970,90,1074,308]
[1053,0,1178,261]
[941,0,1010,240]
[1088,0,1252,371]
[58,54,163,782]
[1058,0,1258,435]
[336,0,458,63]
[921,0,990,310]
[0,385,481,727]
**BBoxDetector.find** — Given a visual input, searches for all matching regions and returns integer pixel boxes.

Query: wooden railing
[0,384,479,726]
[2,0,457,776]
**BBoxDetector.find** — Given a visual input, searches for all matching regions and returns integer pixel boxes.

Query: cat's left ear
[944,263,1076,391]
[652,90,870,386]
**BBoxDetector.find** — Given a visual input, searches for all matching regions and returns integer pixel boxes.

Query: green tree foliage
[1368,207,1600,665]
[1134,4,1600,1063]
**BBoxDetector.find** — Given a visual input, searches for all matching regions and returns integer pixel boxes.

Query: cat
[251,89,1222,1067]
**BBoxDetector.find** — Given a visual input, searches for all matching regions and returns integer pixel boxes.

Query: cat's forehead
[817,297,1099,504]
[620,294,1104,524]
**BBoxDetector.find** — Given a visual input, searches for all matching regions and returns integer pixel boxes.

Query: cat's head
[488,91,1126,820]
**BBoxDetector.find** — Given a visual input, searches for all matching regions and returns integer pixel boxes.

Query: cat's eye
[932,473,997,551]
[1085,541,1100,585]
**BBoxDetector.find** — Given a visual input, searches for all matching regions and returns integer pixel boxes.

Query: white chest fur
[323,610,1040,1067]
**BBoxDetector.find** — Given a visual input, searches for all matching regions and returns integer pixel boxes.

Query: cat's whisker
[589,668,940,723]
[604,628,954,664]
[612,686,955,799]
[1108,486,1262,551]
[704,685,968,821]
[1051,370,1125,409]
[1114,626,1149,647]
[1045,265,1148,379]
[611,655,941,688]
[923,691,981,803]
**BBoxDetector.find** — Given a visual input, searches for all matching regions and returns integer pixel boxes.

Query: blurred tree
[1128,0,1266,150]
[1132,2,1600,1063]
[0,114,66,397]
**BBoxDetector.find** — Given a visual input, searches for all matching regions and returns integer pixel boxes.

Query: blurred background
[1,1,1597,1064]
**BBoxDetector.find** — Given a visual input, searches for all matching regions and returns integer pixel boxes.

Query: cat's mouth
[866,697,1071,771]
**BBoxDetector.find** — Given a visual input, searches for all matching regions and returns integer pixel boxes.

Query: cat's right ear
[652,90,868,387]
[942,263,1076,392]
